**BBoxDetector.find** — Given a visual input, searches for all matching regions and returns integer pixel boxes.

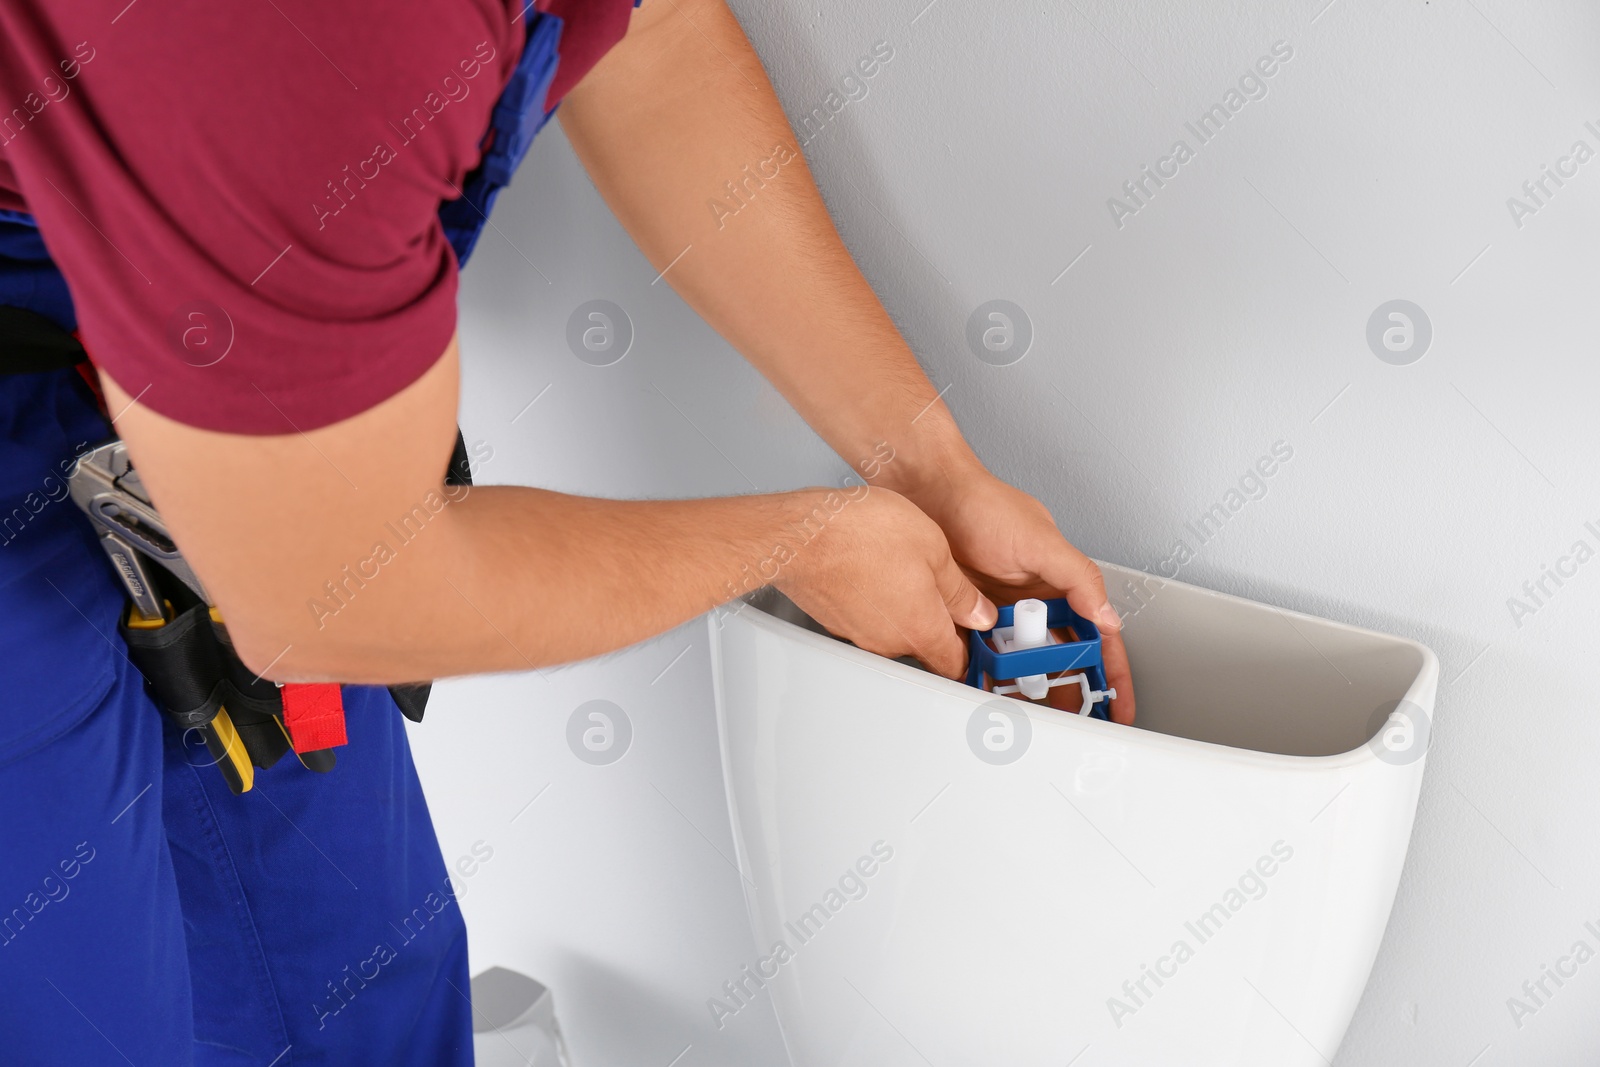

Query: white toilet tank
[709,562,1436,1067]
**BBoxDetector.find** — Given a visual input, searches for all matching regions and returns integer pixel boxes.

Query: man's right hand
[773,487,998,680]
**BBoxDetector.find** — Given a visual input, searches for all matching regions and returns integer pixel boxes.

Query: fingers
[777,489,985,680]
[862,598,969,680]
[838,573,970,681]
[1099,628,1136,725]
[1034,539,1121,636]
[958,563,1057,608]
[935,553,997,631]
[911,621,969,681]
[882,556,974,679]
[894,553,992,680]
[907,473,1135,718]
[985,529,1132,722]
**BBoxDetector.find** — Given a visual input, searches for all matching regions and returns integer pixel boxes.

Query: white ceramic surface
[709,562,1438,1067]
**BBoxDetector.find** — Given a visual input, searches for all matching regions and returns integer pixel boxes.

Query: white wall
[410,2,1600,1064]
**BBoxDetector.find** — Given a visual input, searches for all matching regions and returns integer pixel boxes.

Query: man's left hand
[907,466,1136,724]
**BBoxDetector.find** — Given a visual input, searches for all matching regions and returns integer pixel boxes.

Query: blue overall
[0,14,564,1066]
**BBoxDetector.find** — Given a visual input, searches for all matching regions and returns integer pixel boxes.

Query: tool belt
[5,305,469,795]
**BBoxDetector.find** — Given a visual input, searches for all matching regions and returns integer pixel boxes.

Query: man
[0,0,1133,1062]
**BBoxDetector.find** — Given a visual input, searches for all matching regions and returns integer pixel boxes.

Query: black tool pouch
[118,601,228,732]
[119,600,317,773]
[208,620,299,770]
[99,422,476,738]
[388,682,432,723]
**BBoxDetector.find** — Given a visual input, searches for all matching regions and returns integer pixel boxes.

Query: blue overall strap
[438,10,566,267]
[0,208,77,332]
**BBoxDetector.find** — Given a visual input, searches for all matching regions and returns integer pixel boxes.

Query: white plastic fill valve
[1011,598,1051,700]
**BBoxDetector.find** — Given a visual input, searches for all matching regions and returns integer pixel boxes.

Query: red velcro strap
[281,683,347,753]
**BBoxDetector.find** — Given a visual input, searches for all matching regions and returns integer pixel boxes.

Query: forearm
[561,0,982,503]
[102,344,854,685]
[275,483,832,683]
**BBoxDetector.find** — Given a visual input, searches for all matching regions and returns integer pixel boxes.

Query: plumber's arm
[98,340,995,684]
[560,0,1135,721]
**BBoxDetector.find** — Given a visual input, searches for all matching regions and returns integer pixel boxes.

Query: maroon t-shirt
[0,0,633,433]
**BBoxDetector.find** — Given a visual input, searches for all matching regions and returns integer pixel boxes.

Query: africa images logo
[566,700,632,766]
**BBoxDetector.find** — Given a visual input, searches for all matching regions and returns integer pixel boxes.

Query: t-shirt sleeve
[0,1,522,433]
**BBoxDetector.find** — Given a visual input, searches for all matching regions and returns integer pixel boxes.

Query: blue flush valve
[965,597,1116,719]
